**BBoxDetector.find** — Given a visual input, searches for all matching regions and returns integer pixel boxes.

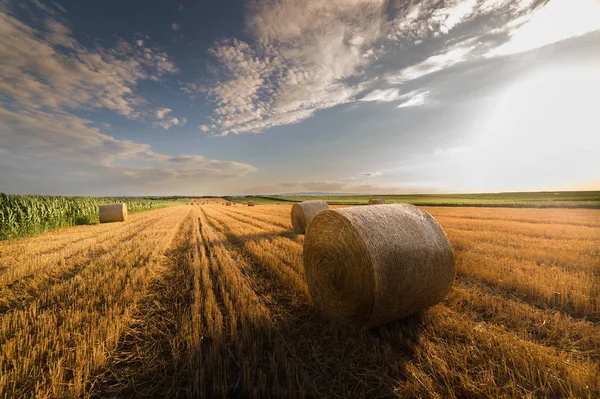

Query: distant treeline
[0,194,187,240]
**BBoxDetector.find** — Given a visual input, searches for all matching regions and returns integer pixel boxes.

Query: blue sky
[0,0,599,196]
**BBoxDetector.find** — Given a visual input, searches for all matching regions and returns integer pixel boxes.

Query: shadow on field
[88,219,425,398]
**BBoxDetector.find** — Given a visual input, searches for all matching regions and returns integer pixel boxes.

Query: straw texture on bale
[304,204,454,329]
[291,200,329,234]
[99,203,128,223]
[368,199,386,205]
[226,201,232,206]
[247,201,255,206]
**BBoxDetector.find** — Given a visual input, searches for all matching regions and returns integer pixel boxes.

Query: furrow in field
[207,206,305,257]
[434,215,599,241]
[208,205,298,239]
[202,207,308,298]
[0,207,178,288]
[445,227,599,274]
[221,206,293,228]
[396,303,599,398]
[181,207,277,396]
[0,207,174,269]
[454,249,598,320]
[0,208,181,314]
[425,207,600,228]
[88,208,198,398]
[0,206,189,399]
[449,281,600,360]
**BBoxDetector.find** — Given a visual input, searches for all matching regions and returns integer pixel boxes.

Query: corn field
[0,193,186,240]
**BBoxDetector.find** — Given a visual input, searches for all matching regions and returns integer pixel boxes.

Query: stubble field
[0,201,598,398]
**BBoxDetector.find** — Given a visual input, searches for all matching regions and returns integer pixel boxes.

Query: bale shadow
[88,226,426,398]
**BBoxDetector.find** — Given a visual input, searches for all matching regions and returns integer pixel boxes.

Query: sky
[0,0,599,196]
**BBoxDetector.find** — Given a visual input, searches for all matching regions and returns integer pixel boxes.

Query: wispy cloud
[0,107,256,183]
[396,90,430,108]
[155,108,172,119]
[487,0,600,57]
[171,22,181,31]
[359,89,402,103]
[153,116,187,130]
[0,1,177,119]
[0,1,255,191]
[386,39,479,84]
[361,172,382,177]
[203,0,549,135]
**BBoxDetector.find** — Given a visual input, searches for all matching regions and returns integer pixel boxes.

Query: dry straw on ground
[368,199,386,205]
[247,201,255,206]
[99,203,128,223]
[291,200,329,234]
[304,204,455,329]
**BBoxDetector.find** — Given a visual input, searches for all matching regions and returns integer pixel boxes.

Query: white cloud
[359,89,401,103]
[153,117,181,130]
[396,90,430,108]
[0,2,177,118]
[206,0,388,134]
[430,0,478,36]
[200,124,210,132]
[136,39,144,47]
[172,22,180,31]
[488,0,600,57]
[362,171,382,177]
[204,0,541,135]
[0,107,256,183]
[155,108,172,119]
[387,39,478,83]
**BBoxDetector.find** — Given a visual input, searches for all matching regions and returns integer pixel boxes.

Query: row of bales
[288,199,455,330]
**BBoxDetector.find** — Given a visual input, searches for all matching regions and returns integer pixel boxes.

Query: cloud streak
[0,2,177,118]
[203,0,550,135]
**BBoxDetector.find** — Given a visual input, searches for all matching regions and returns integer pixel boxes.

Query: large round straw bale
[99,203,128,223]
[368,199,386,205]
[291,200,329,234]
[226,201,232,206]
[304,204,454,329]
[247,201,255,206]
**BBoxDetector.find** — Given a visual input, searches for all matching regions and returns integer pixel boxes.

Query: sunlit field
[0,200,598,398]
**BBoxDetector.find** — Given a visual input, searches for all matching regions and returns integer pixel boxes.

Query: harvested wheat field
[0,204,599,398]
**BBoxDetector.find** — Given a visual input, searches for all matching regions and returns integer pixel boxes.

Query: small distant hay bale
[99,203,128,223]
[247,201,255,206]
[276,202,281,205]
[304,204,455,329]
[226,201,232,206]
[368,199,386,205]
[291,200,329,234]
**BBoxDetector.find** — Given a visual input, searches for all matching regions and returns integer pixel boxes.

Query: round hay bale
[368,199,386,205]
[291,200,329,234]
[226,201,232,206]
[304,204,455,329]
[247,201,255,206]
[99,203,128,223]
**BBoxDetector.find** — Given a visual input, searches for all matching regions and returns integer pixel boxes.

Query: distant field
[1,203,598,397]
[226,191,600,208]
